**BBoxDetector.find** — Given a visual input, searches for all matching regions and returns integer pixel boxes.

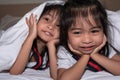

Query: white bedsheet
[0,69,120,80]
[0,68,53,80]
[81,70,120,80]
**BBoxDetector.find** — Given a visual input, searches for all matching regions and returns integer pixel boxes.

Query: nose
[82,34,92,44]
[47,22,55,30]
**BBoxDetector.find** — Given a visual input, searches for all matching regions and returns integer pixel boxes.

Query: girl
[57,0,120,80]
[9,3,63,80]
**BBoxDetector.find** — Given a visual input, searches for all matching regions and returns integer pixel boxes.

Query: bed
[0,0,120,80]
[0,68,53,80]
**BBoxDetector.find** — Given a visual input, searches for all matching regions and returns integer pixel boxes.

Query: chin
[81,50,93,55]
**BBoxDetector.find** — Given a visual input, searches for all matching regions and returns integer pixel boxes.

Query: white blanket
[107,10,120,52]
[0,0,64,71]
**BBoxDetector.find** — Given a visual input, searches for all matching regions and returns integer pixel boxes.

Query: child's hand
[47,38,59,48]
[68,43,82,56]
[26,14,37,39]
[47,38,59,55]
[91,35,107,56]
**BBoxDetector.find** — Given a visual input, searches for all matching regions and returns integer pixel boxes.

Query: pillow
[0,15,21,30]
[107,10,120,52]
[116,10,120,15]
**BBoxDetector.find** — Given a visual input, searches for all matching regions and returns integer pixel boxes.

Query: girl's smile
[79,45,96,54]
[43,30,53,37]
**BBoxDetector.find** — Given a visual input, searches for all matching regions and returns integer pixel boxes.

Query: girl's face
[37,10,60,42]
[68,16,104,54]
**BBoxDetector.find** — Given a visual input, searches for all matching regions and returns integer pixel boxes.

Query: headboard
[0,0,120,19]
[0,4,40,19]
[99,0,120,11]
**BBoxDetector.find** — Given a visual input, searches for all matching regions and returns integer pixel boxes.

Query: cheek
[54,30,60,39]
[37,24,42,31]
[37,25,44,39]
[68,36,80,49]
[94,35,104,46]
[37,27,41,35]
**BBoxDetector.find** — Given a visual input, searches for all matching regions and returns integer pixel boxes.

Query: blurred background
[0,0,120,19]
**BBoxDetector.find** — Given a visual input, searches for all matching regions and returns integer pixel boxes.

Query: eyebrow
[70,26,101,30]
[91,26,102,29]
[70,27,82,30]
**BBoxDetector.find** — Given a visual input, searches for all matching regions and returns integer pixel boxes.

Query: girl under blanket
[0,1,64,80]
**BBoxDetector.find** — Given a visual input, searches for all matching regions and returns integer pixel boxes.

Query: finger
[30,14,34,25]
[52,38,59,45]
[33,15,37,26]
[26,17,29,26]
[99,35,107,48]
[103,35,107,44]
[34,15,37,22]
[55,39,59,43]
[92,35,107,54]
[68,43,80,54]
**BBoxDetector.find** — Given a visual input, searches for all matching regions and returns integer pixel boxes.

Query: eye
[72,31,82,35]
[91,29,100,34]
[56,24,60,28]
[42,15,52,22]
[44,17,50,21]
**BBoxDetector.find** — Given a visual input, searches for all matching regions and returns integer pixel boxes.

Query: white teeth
[45,32,51,36]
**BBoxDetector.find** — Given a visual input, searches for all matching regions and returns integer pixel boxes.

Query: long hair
[60,0,110,71]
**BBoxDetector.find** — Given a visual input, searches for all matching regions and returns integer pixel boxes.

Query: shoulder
[57,46,76,60]
[109,45,117,58]
[57,46,71,57]
[57,46,77,69]
[58,46,68,53]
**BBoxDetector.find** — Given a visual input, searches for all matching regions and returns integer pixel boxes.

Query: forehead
[71,15,98,28]
[41,10,60,24]
[44,9,60,17]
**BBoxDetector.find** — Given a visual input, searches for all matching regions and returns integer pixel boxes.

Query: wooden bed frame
[99,0,120,11]
[0,0,120,19]
[0,4,40,19]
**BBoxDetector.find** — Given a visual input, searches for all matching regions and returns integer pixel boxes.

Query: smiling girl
[9,4,63,80]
